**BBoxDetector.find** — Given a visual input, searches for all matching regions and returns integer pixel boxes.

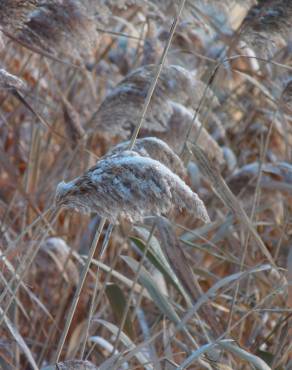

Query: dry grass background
[0,1,291,369]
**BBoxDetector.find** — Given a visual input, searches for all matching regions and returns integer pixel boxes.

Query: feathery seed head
[91,64,219,142]
[1,0,98,56]
[0,0,38,32]
[241,0,292,53]
[106,137,186,178]
[55,153,210,223]
[0,69,26,90]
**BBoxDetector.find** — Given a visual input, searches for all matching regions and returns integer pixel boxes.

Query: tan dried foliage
[38,237,79,285]
[55,152,210,223]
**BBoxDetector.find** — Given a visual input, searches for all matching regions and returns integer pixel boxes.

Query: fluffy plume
[0,0,98,56]
[55,153,210,223]
[0,68,26,90]
[105,137,186,178]
[0,0,38,32]
[118,64,218,109]
[90,64,219,140]
[228,161,292,195]
[241,0,292,51]
[151,102,225,165]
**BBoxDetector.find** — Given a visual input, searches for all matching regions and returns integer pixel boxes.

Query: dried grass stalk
[55,152,210,223]
[90,64,219,139]
[106,137,186,178]
[0,68,26,90]
[241,0,292,51]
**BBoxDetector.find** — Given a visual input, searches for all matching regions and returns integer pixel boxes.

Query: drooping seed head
[90,64,219,140]
[55,152,210,223]
[105,137,187,178]
[0,69,26,90]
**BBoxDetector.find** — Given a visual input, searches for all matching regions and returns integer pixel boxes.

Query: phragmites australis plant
[1,0,292,368]
[55,152,210,223]
[90,64,219,138]
[0,0,98,56]
[89,63,223,162]
[105,136,187,178]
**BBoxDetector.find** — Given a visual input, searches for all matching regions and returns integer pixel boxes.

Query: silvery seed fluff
[0,68,26,90]
[55,152,210,223]
[105,137,186,178]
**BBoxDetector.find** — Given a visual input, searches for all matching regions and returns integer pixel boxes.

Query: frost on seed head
[55,153,210,224]
[0,69,26,91]
[241,0,292,54]
[105,137,187,178]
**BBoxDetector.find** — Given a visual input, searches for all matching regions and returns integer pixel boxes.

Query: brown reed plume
[241,0,292,51]
[153,101,225,164]
[105,137,186,178]
[0,0,98,56]
[90,64,220,148]
[0,0,38,32]
[55,152,210,223]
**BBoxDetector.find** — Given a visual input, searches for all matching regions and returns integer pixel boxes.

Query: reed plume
[153,102,225,165]
[0,0,97,56]
[90,64,219,146]
[228,161,292,195]
[55,152,210,223]
[0,0,38,32]
[0,69,26,91]
[105,137,186,178]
